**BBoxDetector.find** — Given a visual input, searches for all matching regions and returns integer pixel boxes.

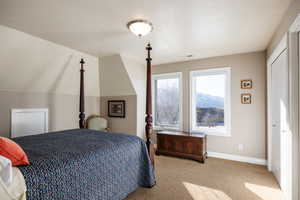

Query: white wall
[0,25,99,96]
[267,0,300,57]
[99,54,147,138]
[99,55,135,97]
[153,51,267,159]
[100,95,137,135]
[121,55,146,139]
[99,55,137,136]
[0,25,100,137]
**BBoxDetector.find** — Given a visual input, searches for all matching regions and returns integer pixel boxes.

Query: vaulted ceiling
[0,0,292,64]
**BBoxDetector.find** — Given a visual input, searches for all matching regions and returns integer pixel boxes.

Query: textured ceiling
[0,0,292,64]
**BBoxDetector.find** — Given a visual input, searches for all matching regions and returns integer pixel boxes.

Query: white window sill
[191,129,231,137]
[153,126,180,131]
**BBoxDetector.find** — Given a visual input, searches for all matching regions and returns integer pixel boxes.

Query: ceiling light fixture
[127,19,153,37]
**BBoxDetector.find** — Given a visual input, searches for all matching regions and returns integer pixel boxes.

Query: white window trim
[189,67,231,137]
[152,72,183,131]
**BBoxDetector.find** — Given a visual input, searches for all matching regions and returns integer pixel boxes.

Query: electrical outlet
[238,144,244,151]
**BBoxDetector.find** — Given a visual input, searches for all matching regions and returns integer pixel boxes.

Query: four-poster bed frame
[11,47,156,200]
[78,43,155,164]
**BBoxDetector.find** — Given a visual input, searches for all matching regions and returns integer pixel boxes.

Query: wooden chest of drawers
[156,131,207,163]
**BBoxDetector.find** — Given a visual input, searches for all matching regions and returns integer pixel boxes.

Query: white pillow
[0,155,12,186]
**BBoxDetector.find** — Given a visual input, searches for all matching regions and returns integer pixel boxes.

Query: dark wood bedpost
[145,43,155,165]
[79,58,85,129]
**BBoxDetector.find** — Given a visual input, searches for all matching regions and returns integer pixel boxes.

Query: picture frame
[108,100,126,118]
[241,93,252,104]
[241,79,252,89]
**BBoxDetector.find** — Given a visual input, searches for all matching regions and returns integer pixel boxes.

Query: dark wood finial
[80,58,85,64]
[80,58,85,71]
[146,43,152,51]
[146,43,152,61]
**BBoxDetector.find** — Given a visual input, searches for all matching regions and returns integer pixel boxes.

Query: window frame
[152,72,183,131]
[189,67,231,137]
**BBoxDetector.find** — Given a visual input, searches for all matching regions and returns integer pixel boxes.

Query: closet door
[270,49,289,188]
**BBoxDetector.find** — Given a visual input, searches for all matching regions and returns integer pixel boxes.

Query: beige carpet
[126,156,284,200]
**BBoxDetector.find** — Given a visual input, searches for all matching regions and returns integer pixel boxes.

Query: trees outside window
[152,72,182,130]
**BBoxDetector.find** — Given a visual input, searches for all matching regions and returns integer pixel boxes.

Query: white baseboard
[207,151,267,166]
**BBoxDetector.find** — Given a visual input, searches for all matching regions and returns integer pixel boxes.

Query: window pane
[155,78,180,127]
[195,74,225,128]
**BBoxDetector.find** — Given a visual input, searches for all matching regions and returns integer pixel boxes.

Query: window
[190,68,231,136]
[152,72,182,130]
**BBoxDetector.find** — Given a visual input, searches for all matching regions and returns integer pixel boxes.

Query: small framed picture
[108,100,126,118]
[241,79,252,89]
[241,93,252,104]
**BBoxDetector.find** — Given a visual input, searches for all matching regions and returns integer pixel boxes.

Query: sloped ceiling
[0,25,100,96]
[0,0,292,65]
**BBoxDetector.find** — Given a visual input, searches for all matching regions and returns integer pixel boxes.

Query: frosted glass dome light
[127,20,153,37]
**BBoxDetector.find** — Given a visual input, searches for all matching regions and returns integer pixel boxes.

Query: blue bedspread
[14,129,155,200]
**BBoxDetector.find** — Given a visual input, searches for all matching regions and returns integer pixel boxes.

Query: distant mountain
[196,93,224,108]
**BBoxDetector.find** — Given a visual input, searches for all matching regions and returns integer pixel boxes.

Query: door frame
[288,14,300,200]
[267,14,300,200]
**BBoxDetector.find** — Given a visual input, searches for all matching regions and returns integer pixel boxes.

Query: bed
[0,44,156,200]
[14,129,155,200]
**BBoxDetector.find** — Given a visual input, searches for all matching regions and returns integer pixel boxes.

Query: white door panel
[271,49,289,188]
[11,109,48,138]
